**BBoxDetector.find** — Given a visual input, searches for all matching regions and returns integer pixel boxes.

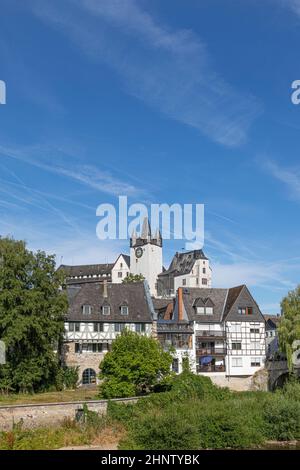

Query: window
[93,322,104,332]
[172,358,179,373]
[120,305,129,315]
[115,323,126,332]
[202,278,208,285]
[135,323,146,333]
[231,323,241,333]
[251,358,261,367]
[203,268,206,274]
[82,368,96,385]
[75,343,103,353]
[232,342,242,350]
[196,306,213,315]
[196,306,205,314]
[238,307,253,315]
[118,271,123,278]
[120,263,123,268]
[232,358,243,367]
[196,277,199,285]
[82,304,92,315]
[182,279,186,286]
[102,305,110,315]
[250,328,259,334]
[69,322,80,332]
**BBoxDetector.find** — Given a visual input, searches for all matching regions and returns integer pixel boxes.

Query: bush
[263,396,300,441]
[169,371,231,401]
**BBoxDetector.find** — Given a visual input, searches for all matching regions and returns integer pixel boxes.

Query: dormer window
[82,304,91,315]
[102,304,111,315]
[120,305,129,315]
[193,297,214,315]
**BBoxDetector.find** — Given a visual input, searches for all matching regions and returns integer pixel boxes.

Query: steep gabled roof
[182,288,228,322]
[158,249,208,278]
[113,253,130,268]
[178,285,264,323]
[66,281,153,323]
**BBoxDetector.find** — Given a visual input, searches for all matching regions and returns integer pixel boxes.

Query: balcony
[197,364,226,373]
[157,323,194,333]
[196,347,226,356]
[196,330,225,339]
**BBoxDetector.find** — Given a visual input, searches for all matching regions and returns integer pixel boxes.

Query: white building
[130,218,163,296]
[111,254,130,284]
[157,249,212,297]
[155,285,266,387]
[64,281,154,385]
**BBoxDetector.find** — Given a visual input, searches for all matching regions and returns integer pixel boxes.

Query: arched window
[82,368,96,385]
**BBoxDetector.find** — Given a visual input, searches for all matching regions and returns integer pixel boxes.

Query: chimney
[178,287,183,321]
[103,280,108,298]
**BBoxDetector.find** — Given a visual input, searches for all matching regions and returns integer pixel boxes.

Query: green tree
[0,237,68,393]
[99,330,173,398]
[122,274,145,284]
[278,285,300,371]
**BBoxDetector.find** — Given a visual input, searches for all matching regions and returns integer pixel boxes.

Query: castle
[59,218,266,390]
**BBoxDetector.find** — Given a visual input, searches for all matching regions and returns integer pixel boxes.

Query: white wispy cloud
[28,0,262,147]
[0,143,142,197]
[264,160,300,201]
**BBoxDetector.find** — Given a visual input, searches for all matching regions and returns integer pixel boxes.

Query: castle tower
[130,218,162,296]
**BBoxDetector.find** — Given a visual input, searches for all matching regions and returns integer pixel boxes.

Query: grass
[0,386,99,406]
[0,410,124,450]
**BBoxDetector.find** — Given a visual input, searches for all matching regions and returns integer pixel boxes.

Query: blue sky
[1,0,300,313]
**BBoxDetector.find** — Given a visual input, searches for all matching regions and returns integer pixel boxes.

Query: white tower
[130,218,162,297]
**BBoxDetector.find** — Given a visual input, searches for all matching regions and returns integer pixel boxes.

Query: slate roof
[66,281,154,323]
[182,288,228,322]
[58,263,113,278]
[264,314,281,329]
[158,249,208,278]
[120,254,130,267]
[181,285,264,323]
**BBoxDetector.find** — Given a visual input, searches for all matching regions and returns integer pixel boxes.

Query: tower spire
[141,217,151,241]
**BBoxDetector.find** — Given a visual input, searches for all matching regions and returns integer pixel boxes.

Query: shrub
[263,396,300,441]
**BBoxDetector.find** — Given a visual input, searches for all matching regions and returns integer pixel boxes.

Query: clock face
[135,247,143,258]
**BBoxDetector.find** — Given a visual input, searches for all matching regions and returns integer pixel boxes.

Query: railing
[195,330,225,338]
[197,364,226,373]
[157,323,194,333]
[158,339,191,349]
[196,348,226,356]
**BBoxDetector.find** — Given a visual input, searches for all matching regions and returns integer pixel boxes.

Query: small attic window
[82,304,92,315]
[120,305,129,315]
[102,304,111,315]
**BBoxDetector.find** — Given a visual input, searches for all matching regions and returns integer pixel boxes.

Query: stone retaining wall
[0,397,140,432]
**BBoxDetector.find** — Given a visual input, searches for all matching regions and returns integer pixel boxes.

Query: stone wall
[64,342,106,384]
[0,397,140,432]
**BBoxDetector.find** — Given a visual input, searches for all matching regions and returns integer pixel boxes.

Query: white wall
[130,244,162,296]
[225,321,266,376]
[64,322,152,342]
[174,259,212,290]
[111,255,130,283]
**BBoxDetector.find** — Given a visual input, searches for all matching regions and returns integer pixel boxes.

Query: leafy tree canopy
[122,274,145,284]
[0,237,68,393]
[278,285,300,371]
[99,330,173,398]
